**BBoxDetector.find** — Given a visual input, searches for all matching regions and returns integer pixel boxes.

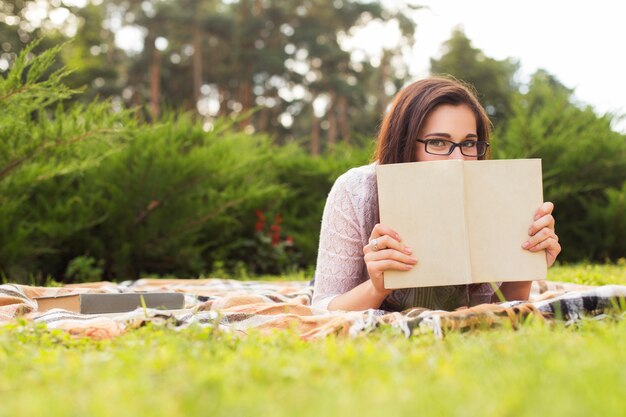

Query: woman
[312,77,561,312]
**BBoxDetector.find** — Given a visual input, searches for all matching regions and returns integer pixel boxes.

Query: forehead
[419,104,477,136]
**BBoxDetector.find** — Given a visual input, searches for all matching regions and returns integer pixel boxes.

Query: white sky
[405,0,626,132]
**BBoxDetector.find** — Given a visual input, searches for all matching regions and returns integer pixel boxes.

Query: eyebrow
[424,133,479,139]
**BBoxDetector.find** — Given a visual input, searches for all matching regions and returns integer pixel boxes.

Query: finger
[528,214,555,236]
[522,228,556,250]
[363,234,411,255]
[527,236,560,253]
[369,223,402,242]
[547,240,562,256]
[547,241,562,260]
[534,201,554,221]
[365,248,418,265]
[368,259,415,273]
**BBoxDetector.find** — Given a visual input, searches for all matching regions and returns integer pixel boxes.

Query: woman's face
[415,104,479,162]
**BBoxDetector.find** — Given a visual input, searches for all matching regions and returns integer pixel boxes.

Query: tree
[0,0,123,102]
[117,0,417,149]
[430,27,519,128]
[3,1,418,147]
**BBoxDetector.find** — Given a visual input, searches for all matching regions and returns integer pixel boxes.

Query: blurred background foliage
[1,1,625,283]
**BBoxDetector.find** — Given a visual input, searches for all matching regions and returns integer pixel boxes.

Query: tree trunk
[310,102,320,156]
[239,78,253,128]
[379,50,390,115]
[253,0,262,15]
[309,92,320,155]
[192,24,203,115]
[258,106,270,132]
[218,86,229,117]
[338,95,350,144]
[149,39,161,121]
[327,90,337,149]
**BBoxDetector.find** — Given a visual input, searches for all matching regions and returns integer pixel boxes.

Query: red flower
[270,213,282,246]
[254,209,265,232]
[270,224,280,246]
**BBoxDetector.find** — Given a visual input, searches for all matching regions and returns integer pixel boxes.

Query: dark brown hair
[374,77,492,164]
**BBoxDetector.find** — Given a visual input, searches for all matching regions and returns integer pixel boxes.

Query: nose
[447,146,465,160]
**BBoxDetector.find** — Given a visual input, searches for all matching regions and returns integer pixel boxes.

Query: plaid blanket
[1,279,625,340]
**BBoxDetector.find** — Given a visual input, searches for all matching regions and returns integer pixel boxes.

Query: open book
[376,159,547,289]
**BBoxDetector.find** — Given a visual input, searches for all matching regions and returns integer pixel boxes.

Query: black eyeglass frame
[416,138,490,157]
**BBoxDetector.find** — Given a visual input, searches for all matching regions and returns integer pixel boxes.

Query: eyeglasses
[416,138,489,157]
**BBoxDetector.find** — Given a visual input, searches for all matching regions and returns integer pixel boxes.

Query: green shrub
[0,41,131,282]
[196,142,373,276]
[78,116,288,279]
[3,43,625,283]
[0,43,370,281]
[585,182,626,261]
[270,142,373,268]
[65,256,104,282]
[493,71,626,261]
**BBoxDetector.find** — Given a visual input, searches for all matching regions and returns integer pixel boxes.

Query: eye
[427,139,448,147]
[460,140,477,148]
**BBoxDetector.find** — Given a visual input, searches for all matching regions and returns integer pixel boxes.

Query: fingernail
[395,233,401,241]
[404,264,412,270]
[404,246,412,254]
[410,257,418,263]
[522,242,530,249]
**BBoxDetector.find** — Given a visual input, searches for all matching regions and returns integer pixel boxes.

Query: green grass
[207,260,626,286]
[1,318,626,416]
[547,260,626,286]
[1,262,625,416]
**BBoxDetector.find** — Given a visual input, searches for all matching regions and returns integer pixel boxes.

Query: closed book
[35,292,185,314]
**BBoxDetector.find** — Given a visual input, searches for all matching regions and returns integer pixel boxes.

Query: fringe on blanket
[0,280,625,340]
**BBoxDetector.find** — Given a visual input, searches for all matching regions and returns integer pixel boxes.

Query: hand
[363,223,417,296]
[522,202,561,267]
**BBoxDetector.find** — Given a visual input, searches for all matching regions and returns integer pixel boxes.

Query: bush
[270,142,373,268]
[493,70,626,261]
[199,142,373,275]
[585,182,626,261]
[0,42,370,282]
[4,44,624,283]
[65,256,104,283]
[0,41,132,282]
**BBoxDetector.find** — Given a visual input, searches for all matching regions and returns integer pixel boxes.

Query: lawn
[546,260,626,286]
[0,262,625,417]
